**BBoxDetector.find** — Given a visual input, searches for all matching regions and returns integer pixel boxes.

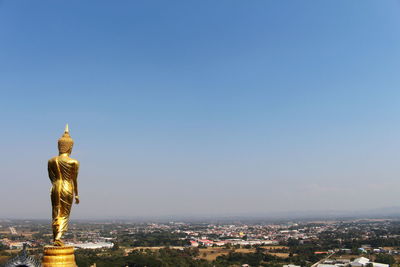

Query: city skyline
[1,1,400,219]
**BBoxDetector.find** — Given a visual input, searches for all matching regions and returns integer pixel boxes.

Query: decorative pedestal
[42,246,77,267]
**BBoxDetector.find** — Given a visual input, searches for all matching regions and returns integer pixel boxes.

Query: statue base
[42,246,77,267]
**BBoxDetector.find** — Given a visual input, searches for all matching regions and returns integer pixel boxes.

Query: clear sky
[1,0,400,219]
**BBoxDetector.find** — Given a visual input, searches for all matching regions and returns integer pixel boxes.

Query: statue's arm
[73,161,80,203]
[48,160,55,183]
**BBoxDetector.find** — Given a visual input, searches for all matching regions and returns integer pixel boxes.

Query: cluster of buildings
[356,245,400,256]
[190,239,277,247]
[1,219,400,256]
[318,257,389,267]
[0,239,26,250]
[172,222,323,244]
[0,220,115,250]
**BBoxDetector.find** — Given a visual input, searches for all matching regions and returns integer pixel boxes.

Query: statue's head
[58,124,74,154]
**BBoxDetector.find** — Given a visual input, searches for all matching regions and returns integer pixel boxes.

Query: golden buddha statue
[48,124,80,246]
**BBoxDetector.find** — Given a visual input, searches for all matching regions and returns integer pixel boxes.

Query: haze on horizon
[1,1,400,219]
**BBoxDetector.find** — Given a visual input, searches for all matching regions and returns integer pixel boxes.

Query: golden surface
[48,125,80,246]
[43,246,77,267]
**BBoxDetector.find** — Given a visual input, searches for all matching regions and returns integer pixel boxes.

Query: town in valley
[1,217,400,266]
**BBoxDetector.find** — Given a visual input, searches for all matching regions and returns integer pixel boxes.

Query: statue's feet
[54,239,64,246]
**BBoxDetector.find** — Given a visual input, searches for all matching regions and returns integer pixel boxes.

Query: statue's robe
[48,155,79,242]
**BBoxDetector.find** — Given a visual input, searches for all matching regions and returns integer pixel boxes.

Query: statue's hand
[75,196,80,204]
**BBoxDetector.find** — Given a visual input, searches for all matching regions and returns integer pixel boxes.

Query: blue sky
[1,0,400,219]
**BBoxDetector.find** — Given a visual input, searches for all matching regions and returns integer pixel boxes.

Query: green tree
[375,254,395,265]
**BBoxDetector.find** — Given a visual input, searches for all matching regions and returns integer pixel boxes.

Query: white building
[351,257,389,267]
[69,242,114,249]
[318,257,389,267]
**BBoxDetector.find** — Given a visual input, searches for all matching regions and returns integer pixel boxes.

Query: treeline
[75,248,210,267]
[215,251,288,267]
[75,247,321,267]
[117,231,190,247]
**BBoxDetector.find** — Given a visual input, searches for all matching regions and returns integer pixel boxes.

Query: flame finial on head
[65,124,69,133]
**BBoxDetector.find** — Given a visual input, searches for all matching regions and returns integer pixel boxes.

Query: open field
[235,248,256,253]
[197,247,292,261]
[269,252,291,258]
[197,247,232,261]
[124,246,292,261]
[333,255,361,260]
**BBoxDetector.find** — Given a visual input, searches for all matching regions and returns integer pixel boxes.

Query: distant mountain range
[150,206,400,223]
[85,206,400,223]
[255,206,400,219]
[232,206,400,221]
[3,206,400,222]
